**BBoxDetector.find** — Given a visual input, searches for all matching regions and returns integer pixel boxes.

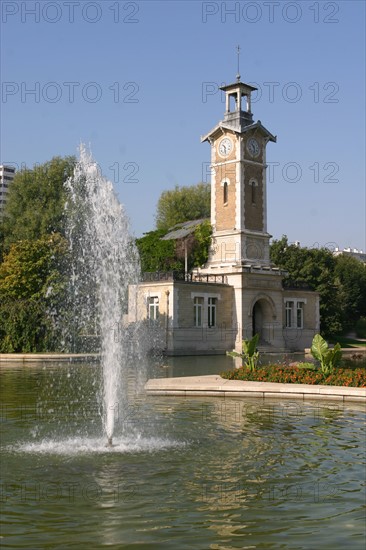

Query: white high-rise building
[0,165,16,216]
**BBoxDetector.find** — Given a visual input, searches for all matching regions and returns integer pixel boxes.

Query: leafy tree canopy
[334,253,366,331]
[0,233,68,352]
[155,182,210,231]
[136,220,212,273]
[0,156,76,253]
[136,229,183,273]
[270,235,366,336]
[0,233,68,300]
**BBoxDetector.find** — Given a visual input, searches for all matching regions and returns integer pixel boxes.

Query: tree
[155,182,210,230]
[0,156,76,253]
[136,220,212,274]
[334,254,366,331]
[270,236,342,336]
[0,233,68,352]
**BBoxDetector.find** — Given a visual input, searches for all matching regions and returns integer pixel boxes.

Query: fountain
[1,149,365,545]
[64,145,141,446]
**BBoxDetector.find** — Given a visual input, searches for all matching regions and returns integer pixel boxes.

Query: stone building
[128,76,319,355]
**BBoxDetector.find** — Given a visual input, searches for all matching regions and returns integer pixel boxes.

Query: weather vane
[236,45,241,81]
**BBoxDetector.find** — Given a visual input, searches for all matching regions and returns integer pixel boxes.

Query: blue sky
[1,0,365,251]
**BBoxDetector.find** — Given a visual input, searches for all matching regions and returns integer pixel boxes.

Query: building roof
[220,81,258,93]
[160,218,209,241]
[201,120,276,143]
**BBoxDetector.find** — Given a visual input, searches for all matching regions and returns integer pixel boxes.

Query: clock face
[218,137,233,157]
[247,138,260,157]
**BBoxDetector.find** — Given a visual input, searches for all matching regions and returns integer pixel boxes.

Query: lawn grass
[329,336,366,348]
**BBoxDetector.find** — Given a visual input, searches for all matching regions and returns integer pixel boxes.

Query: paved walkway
[145,375,366,403]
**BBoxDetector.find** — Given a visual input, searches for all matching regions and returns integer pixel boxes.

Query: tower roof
[220,81,257,93]
[201,120,276,144]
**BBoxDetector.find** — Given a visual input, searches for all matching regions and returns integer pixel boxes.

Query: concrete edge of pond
[145,375,366,403]
[0,353,100,363]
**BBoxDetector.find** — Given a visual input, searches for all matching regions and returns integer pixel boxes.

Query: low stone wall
[145,375,366,403]
[0,353,100,364]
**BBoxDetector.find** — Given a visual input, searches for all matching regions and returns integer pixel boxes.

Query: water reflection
[1,363,365,549]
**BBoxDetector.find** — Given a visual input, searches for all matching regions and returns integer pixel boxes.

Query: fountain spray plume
[64,145,140,446]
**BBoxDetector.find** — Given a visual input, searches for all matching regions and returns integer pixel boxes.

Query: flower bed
[221,364,366,388]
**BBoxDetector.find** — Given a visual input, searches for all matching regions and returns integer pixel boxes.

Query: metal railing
[141,271,228,284]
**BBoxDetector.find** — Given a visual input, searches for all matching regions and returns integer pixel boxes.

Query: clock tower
[197,75,288,351]
[129,70,320,355]
[201,78,276,267]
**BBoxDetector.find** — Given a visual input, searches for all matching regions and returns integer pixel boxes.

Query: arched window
[249,179,258,205]
[223,181,228,205]
[251,183,256,204]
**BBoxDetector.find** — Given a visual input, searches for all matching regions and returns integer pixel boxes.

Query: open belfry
[129,69,319,355]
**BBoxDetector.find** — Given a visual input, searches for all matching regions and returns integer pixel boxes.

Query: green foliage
[334,255,366,332]
[156,183,210,231]
[192,220,212,267]
[310,334,342,375]
[355,317,366,339]
[0,298,55,353]
[0,233,68,299]
[0,156,75,253]
[136,220,212,273]
[296,362,317,370]
[227,334,260,371]
[135,229,184,272]
[0,156,76,352]
[270,236,366,337]
[0,233,68,352]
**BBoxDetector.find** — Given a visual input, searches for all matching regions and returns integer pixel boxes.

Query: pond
[1,359,365,549]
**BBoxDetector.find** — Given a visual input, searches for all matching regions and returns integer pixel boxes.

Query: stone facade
[128,279,236,355]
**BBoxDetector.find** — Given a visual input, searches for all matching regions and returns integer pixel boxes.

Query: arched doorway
[252,297,275,343]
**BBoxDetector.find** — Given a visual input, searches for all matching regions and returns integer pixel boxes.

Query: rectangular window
[148,296,159,320]
[208,297,217,328]
[285,301,294,328]
[194,297,203,327]
[296,302,304,328]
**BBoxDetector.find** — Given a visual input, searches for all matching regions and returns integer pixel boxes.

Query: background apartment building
[0,165,16,217]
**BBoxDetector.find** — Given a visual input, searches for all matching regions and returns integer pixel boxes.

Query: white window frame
[284,299,306,328]
[191,292,221,328]
[208,297,217,328]
[148,296,159,321]
[296,301,304,329]
[285,301,294,328]
[194,297,203,327]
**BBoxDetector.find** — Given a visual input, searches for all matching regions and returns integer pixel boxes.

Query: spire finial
[236,45,241,81]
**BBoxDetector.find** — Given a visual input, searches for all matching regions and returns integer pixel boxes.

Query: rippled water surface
[1,361,365,549]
